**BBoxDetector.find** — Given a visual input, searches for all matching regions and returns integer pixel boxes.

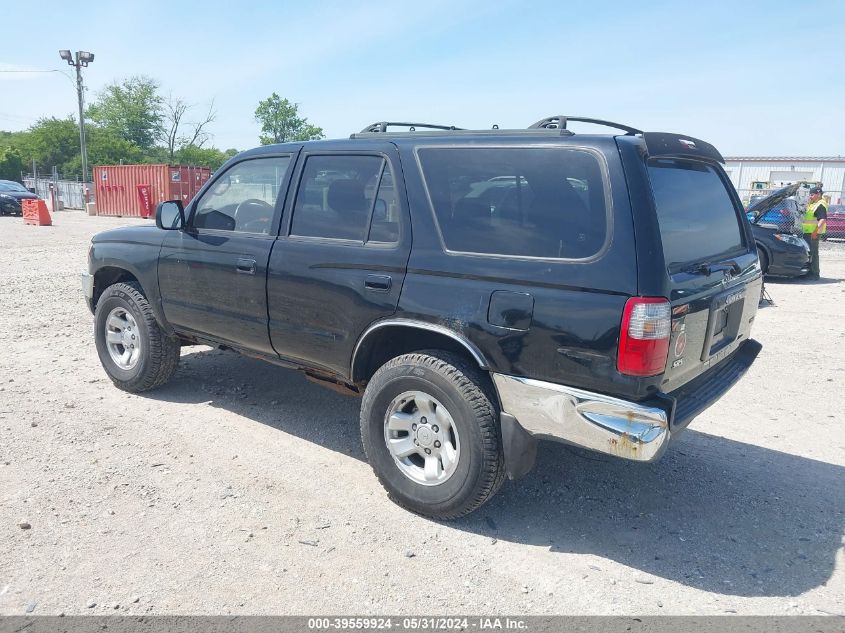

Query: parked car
[746,193,767,208]
[746,184,810,277]
[0,180,39,215]
[745,197,802,234]
[81,116,762,519]
[824,204,845,239]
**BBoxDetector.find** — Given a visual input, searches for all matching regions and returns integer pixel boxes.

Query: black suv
[82,116,762,519]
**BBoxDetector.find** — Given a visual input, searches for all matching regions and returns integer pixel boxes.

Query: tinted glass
[418,147,607,259]
[367,163,400,243]
[0,182,26,192]
[193,156,291,233]
[648,159,744,270]
[291,155,383,241]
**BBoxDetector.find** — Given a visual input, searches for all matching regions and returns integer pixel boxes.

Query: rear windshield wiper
[681,261,740,276]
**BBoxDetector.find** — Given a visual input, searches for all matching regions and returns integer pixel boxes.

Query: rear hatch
[646,158,761,393]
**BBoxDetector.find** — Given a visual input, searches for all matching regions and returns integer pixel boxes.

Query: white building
[725,156,845,205]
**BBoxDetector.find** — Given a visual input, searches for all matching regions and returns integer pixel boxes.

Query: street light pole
[59,49,94,185]
[73,55,88,186]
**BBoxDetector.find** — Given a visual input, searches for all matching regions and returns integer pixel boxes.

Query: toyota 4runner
[82,116,762,519]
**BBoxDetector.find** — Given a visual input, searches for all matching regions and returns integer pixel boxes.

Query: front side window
[417,147,608,259]
[192,156,291,234]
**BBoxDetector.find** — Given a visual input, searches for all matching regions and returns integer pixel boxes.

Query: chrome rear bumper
[492,374,669,462]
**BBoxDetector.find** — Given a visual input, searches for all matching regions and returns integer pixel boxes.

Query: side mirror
[156,200,185,230]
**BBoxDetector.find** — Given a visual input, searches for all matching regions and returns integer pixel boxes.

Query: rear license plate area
[701,286,746,360]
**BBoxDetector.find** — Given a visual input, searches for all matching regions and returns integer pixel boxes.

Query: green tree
[174,145,237,170]
[87,76,163,150]
[0,75,237,175]
[0,130,23,151]
[0,146,24,181]
[64,126,144,175]
[15,117,80,174]
[254,93,324,145]
[9,117,144,177]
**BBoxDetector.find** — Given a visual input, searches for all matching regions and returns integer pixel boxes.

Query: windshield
[0,182,27,192]
[648,159,745,271]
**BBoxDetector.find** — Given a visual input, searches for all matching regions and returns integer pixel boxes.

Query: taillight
[618,297,671,377]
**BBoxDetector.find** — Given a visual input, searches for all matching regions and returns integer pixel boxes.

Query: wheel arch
[93,265,142,307]
[755,240,771,272]
[351,319,489,386]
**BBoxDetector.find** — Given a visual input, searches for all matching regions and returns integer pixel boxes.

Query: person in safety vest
[803,185,827,280]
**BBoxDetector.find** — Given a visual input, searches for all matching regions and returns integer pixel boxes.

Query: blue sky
[1,0,843,156]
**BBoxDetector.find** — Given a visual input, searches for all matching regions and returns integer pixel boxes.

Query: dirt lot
[1,212,843,616]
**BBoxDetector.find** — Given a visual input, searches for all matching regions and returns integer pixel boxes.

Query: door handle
[364,274,392,291]
[236,257,257,275]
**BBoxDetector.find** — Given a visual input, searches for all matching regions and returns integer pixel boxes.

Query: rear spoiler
[643,132,725,164]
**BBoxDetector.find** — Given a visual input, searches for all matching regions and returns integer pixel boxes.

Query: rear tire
[94,282,180,392]
[360,350,505,519]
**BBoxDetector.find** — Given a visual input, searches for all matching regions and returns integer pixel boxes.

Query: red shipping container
[92,164,211,217]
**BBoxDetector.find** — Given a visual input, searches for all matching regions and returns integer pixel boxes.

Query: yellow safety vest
[803,199,827,234]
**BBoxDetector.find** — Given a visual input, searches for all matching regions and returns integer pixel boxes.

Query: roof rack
[348,117,724,163]
[359,122,464,134]
[529,115,643,136]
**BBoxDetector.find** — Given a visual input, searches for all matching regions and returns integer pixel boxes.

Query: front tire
[94,282,180,392]
[360,351,505,519]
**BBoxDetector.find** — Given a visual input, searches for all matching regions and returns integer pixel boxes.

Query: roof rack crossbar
[529,116,643,136]
[359,121,464,133]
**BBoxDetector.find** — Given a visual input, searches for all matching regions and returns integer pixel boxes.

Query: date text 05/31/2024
[307,617,528,630]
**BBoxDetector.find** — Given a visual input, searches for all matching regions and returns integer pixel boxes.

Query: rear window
[417,147,608,259]
[648,159,745,270]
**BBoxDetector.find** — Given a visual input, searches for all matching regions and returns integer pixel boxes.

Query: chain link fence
[22,172,93,210]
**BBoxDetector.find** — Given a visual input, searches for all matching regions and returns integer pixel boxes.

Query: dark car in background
[747,184,809,277]
[825,205,845,240]
[0,180,39,216]
[745,197,802,234]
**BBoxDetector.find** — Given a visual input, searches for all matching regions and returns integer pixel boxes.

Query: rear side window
[417,147,608,259]
[291,155,384,241]
[648,159,745,270]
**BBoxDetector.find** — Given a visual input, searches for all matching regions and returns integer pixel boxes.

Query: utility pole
[59,50,95,185]
[74,57,88,185]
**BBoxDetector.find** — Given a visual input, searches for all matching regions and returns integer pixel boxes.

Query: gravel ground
[1,212,843,616]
